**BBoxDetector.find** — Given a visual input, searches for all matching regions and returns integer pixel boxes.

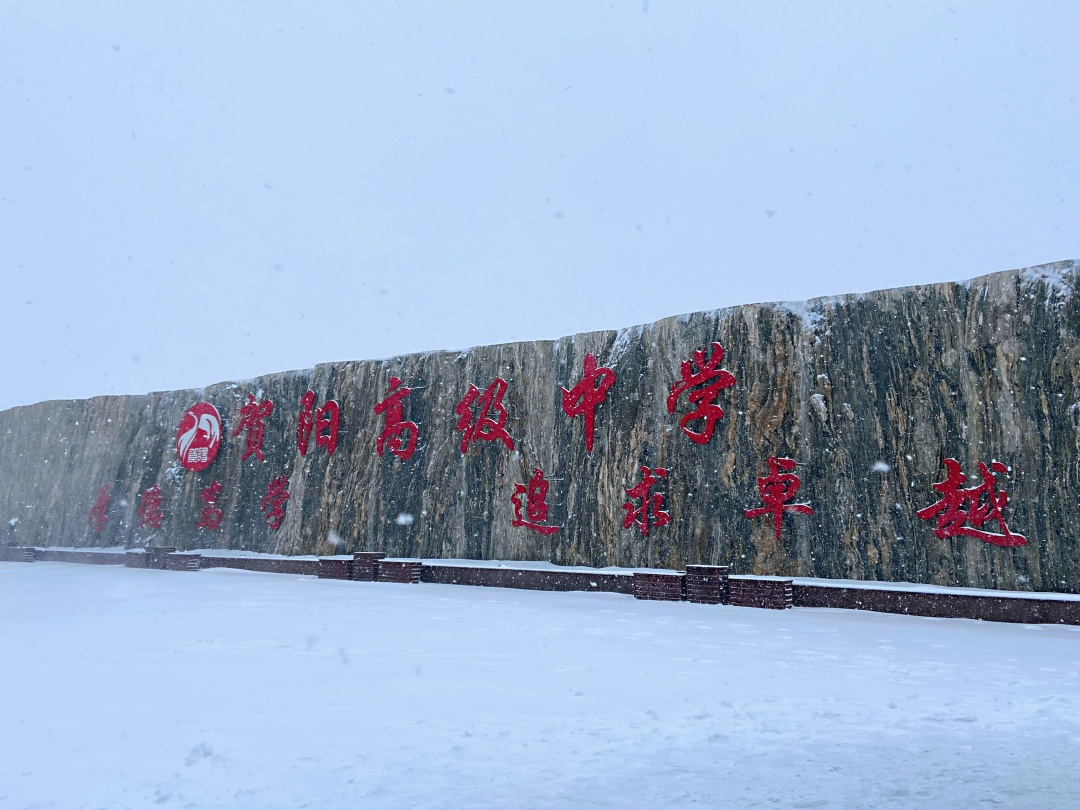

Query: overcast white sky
[2,1,1076,412]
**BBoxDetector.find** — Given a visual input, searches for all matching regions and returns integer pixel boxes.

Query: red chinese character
[374,377,419,461]
[623,466,671,537]
[455,378,514,454]
[916,458,1026,547]
[234,394,274,462]
[298,390,340,457]
[88,486,110,533]
[511,468,559,535]
[744,457,813,540]
[666,342,736,445]
[261,476,290,531]
[196,481,223,531]
[561,353,616,452]
[137,485,164,529]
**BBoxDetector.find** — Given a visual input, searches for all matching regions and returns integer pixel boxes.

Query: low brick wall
[793,583,1080,625]
[685,565,729,604]
[421,564,633,594]
[632,572,686,601]
[197,556,321,576]
[146,547,177,570]
[124,552,148,568]
[351,552,386,581]
[5,545,1078,626]
[0,546,36,563]
[31,548,129,565]
[728,577,793,610]
[318,558,353,580]
[164,553,201,572]
[378,560,423,583]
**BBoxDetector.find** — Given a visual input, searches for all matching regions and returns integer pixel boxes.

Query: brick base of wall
[198,556,321,576]
[378,560,422,583]
[351,552,386,581]
[632,572,686,601]
[6,547,1079,625]
[0,546,36,563]
[318,558,353,580]
[792,583,1079,625]
[420,565,633,594]
[728,577,793,610]
[685,565,729,604]
[164,554,201,572]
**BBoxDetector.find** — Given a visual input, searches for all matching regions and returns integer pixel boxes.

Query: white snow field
[2,563,1078,809]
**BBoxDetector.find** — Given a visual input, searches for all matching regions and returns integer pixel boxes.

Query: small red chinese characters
[196,481,224,531]
[234,395,274,462]
[261,476,290,531]
[744,457,813,540]
[455,378,514,454]
[137,485,164,530]
[88,486,110,533]
[667,342,736,445]
[562,353,616,452]
[297,391,340,457]
[917,458,1026,547]
[623,466,670,537]
[511,468,559,535]
[374,377,419,461]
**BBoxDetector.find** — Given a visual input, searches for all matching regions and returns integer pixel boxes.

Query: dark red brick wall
[728,577,793,610]
[197,556,321,576]
[421,564,633,594]
[632,572,686,601]
[5,547,1078,626]
[793,584,1080,625]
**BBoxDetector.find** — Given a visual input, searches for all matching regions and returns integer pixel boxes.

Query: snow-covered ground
[2,563,1078,809]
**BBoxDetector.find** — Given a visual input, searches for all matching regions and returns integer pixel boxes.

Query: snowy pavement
[2,563,1078,809]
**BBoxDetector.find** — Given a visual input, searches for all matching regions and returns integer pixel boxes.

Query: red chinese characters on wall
[234,395,274,462]
[623,466,670,537]
[744,457,813,540]
[455,378,514,454]
[88,486,110,533]
[196,481,224,531]
[511,468,559,535]
[374,377,419,461]
[561,353,616,452]
[666,342,736,445]
[176,402,223,472]
[137,485,164,529]
[261,476,290,531]
[917,458,1026,547]
[298,391,340,457]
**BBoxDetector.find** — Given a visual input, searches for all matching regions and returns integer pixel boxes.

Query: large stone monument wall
[1,260,1077,593]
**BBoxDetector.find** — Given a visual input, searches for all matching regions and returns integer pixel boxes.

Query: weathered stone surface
[1,260,1077,593]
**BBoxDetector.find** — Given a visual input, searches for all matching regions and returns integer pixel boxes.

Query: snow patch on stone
[608,324,644,364]
[772,299,826,331]
[1019,260,1075,304]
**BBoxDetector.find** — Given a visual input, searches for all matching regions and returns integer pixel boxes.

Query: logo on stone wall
[176,402,223,472]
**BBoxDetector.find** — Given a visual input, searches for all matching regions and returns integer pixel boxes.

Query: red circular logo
[176,402,223,472]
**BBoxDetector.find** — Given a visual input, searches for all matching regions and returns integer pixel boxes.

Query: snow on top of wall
[607,323,645,365]
[1018,260,1076,304]
[762,261,1076,332]
[771,299,827,331]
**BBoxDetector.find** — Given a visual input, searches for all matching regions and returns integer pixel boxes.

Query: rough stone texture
[1,260,1077,593]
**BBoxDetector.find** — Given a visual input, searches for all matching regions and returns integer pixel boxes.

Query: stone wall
[1,260,1077,593]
